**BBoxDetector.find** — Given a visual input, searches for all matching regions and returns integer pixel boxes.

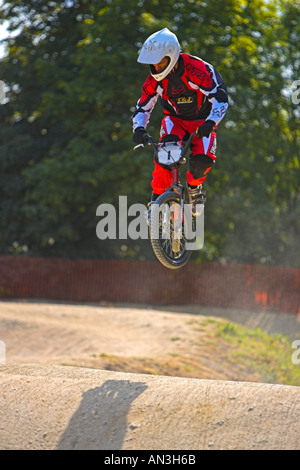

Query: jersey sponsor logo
[170,84,186,95]
[185,63,213,88]
[212,104,227,118]
[177,96,194,104]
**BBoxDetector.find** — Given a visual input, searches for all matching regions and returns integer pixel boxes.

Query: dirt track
[1,300,300,450]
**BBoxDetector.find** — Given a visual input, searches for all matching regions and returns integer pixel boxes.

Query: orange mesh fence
[0,256,299,314]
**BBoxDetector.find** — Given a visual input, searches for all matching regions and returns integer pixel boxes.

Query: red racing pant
[151,115,217,195]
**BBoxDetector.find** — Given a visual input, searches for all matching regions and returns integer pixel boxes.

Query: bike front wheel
[149,191,193,269]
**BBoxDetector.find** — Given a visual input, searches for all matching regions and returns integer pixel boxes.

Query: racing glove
[197,120,215,139]
[133,127,148,144]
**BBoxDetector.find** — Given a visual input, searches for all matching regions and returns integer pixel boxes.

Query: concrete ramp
[1,364,300,450]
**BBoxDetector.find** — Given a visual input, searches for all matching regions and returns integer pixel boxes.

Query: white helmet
[137,28,180,81]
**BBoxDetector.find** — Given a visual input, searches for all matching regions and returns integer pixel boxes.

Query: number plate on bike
[157,142,182,166]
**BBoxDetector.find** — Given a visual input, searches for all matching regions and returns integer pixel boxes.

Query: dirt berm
[1,363,300,450]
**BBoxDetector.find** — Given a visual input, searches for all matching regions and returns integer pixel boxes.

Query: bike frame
[158,131,196,197]
[134,130,197,219]
[171,167,180,186]
[134,131,197,269]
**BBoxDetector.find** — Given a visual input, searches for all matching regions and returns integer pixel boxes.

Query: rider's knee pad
[189,154,215,179]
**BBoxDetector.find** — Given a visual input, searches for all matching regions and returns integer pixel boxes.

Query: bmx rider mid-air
[132,28,229,216]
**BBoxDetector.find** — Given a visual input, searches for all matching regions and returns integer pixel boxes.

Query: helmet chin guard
[138,28,180,81]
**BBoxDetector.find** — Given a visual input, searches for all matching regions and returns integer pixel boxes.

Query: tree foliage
[0,0,299,265]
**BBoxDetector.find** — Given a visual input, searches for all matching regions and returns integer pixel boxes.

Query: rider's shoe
[187,184,206,216]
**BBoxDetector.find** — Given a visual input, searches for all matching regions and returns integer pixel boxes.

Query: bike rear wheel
[149,191,193,269]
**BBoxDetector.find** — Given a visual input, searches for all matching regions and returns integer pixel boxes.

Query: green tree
[0,0,299,265]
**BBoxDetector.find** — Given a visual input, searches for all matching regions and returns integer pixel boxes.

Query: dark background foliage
[0,0,299,266]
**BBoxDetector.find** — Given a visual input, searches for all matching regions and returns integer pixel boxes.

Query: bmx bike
[134,132,203,269]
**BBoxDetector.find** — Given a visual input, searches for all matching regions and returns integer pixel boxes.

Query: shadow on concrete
[57,379,147,450]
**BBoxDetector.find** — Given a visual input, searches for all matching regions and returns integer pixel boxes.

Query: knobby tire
[149,191,193,269]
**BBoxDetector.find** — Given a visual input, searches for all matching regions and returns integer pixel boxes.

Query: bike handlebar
[133,134,156,150]
[133,131,197,160]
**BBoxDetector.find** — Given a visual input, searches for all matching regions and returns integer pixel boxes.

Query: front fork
[169,172,185,252]
[170,169,185,224]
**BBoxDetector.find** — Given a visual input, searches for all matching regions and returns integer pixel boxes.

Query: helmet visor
[137,45,165,64]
